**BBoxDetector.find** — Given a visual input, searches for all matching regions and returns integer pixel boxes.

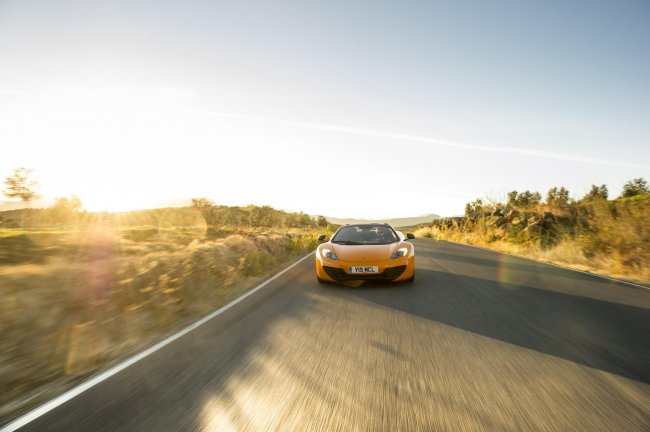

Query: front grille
[383,265,407,280]
[323,266,347,280]
[323,265,407,281]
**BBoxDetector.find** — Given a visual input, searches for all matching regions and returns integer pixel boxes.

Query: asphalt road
[10,239,650,431]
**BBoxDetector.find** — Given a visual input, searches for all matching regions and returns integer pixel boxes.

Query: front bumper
[316,256,415,283]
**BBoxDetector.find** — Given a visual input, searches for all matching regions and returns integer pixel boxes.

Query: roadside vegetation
[415,178,650,285]
[0,168,331,421]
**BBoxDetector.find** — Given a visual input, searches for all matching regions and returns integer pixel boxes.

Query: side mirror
[406,233,415,239]
[317,234,327,242]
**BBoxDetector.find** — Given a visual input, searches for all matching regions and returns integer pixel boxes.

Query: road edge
[433,239,649,291]
[1,251,315,432]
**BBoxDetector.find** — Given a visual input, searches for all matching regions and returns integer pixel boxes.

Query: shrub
[546,187,570,208]
[582,184,608,202]
[507,190,542,209]
[433,181,649,284]
[620,178,649,198]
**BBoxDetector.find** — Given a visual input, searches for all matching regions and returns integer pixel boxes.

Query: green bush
[432,179,649,284]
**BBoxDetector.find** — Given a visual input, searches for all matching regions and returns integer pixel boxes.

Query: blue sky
[1,0,648,216]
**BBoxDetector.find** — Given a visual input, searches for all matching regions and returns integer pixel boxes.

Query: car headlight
[321,248,338,260]
[391,247,408,259]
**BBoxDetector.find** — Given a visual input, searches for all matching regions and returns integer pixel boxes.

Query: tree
[507,190,541,208]
[49,195,83,226]
[3,167,39,206]
[620,178,649,198]
[191,197,214,208]
[546,187,570,208]
[317,215,328,228]
[583,184,608,201]
[464,198,484,217]
[217,207,248,226]
[296,212,313,228]
[250,205,281,227]
[191,197,218,227]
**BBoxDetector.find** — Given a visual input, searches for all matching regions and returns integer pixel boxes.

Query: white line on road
[1,252,315,432]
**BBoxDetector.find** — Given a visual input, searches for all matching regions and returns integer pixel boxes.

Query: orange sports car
[316,223,415,284]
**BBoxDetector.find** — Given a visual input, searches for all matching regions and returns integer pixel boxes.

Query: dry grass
[414,227,433,238]
[0,226,322,421]
[415,197,650,286]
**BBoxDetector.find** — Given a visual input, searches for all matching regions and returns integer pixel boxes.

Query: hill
[0,199,49,211]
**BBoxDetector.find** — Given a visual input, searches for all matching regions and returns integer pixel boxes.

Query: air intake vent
[323,265,406,281]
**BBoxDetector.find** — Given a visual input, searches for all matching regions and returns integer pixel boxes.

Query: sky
[1,0,649,217]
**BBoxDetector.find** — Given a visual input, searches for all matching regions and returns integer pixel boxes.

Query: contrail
[188,110,649,169]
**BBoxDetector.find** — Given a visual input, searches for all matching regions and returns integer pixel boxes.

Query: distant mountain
[326,214,440,228]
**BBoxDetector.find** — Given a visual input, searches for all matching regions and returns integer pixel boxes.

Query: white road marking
[1,252,314,432]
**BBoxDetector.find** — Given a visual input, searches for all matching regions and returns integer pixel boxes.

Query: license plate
[348,266,379,274]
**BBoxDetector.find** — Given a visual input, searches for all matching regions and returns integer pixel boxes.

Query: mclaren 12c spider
[316,223,415,284]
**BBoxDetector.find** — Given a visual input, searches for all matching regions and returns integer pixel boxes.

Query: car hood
[331,243,400,261]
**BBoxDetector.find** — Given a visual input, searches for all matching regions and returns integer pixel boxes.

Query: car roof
[342,223,392,227]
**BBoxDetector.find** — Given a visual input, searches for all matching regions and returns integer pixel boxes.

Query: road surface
[8,239,650,431]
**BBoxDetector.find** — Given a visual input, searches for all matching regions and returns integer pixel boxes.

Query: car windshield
[332,225,399,245]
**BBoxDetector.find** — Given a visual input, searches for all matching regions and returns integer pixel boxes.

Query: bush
[620,178,649,198]
[546,187,570,208]
[0,227,321,416]
[507,190,542,209]
[431,180,649,284]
